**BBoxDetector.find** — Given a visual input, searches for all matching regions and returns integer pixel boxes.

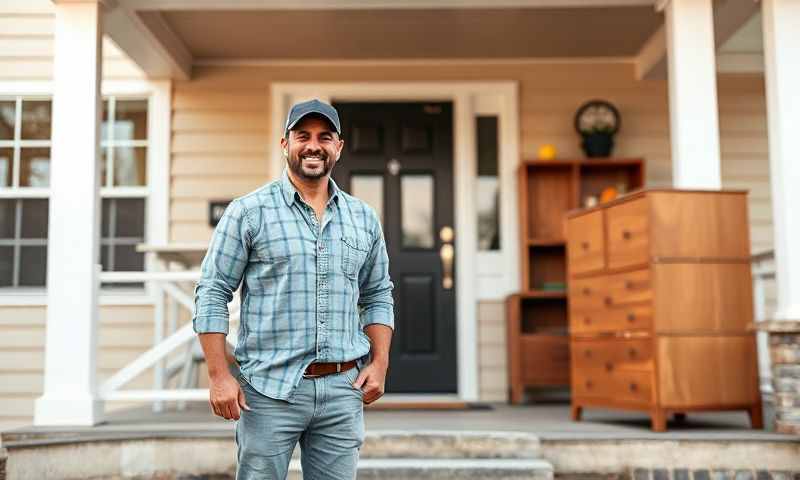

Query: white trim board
[270,82,521,402]
[126,0,655,10]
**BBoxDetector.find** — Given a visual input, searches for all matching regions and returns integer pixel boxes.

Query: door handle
[440,226,454,289]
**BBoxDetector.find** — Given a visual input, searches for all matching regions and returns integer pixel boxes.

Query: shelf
[528,237,566,247]
[519,290,567,299]
[521,331,569,339]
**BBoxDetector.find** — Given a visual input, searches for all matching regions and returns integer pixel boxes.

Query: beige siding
[0,3,145,81]
[0,305,157,431]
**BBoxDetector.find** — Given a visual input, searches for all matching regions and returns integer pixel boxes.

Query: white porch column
[34,0,107,426]
[762,0,800,321]
[663,0,722,189]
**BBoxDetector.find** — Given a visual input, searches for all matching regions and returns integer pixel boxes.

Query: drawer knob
[584,349,592,358]
[628,348,638,358]
[629,382,638,392]
[627,312,636,322]
[584,316,592,325]
[581,241,590,250]
[586,380,593,389]
[605,362,613,372]
[622,230,632,240]
[582,287,591,296]
[624,280,634,290]
[604,296,613,306]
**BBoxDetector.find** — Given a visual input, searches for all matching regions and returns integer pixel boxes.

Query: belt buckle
[337,362,342,373]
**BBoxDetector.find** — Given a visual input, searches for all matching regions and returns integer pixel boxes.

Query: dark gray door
[333,102,457,393]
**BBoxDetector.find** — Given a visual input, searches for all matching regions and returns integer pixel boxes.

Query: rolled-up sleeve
[192,199,252,335]
[357,214,395,330]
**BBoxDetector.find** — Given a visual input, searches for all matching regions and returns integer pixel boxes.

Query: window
[476,116,500,251]
[0,96,149,293]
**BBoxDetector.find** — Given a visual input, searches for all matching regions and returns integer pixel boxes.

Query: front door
[333,102,457,393]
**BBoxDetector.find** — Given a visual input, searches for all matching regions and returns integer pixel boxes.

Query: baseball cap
[284,99,341,135]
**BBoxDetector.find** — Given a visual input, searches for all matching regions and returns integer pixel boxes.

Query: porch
[3,402,799,479]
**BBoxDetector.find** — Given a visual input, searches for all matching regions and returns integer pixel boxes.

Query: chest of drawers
[565,189,762,431]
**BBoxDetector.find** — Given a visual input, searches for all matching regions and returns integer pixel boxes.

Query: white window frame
[0,80,171,306]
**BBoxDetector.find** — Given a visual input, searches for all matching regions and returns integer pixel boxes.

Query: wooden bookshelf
[508,158,645,404]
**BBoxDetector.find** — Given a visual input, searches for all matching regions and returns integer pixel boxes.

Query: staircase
[288,431,553,480]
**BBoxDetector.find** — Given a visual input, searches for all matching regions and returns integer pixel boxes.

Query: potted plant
[574,100,621,158]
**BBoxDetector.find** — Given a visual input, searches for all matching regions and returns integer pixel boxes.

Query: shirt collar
[280,167,341,207]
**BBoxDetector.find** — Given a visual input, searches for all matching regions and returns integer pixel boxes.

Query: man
[192,99,395,480]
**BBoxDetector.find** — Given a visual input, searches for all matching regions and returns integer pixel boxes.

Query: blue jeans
[235,365,365,480]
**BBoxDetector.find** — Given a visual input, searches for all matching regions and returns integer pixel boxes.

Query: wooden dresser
[565,189,763,431]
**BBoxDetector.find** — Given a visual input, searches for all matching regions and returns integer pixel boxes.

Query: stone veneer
[757,320,800,435]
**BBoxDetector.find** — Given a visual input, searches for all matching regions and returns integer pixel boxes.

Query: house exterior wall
[0,3,774,427]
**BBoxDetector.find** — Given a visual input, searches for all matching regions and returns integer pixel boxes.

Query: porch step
[288,458,554,480]
[358,430,543,459]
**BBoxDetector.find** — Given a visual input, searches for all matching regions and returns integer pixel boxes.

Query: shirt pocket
[341,235,370,280]
[246,237,291,293]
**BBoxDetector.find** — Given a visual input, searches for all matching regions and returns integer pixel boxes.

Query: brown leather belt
[303,360,357,377]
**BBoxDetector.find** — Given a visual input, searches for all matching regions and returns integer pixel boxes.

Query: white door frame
[270,82,520,401]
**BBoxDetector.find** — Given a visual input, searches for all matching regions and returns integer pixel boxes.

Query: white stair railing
[97,270,240,411]
[751,250,775,398]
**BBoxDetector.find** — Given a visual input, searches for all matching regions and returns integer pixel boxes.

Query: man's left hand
[353,360,387,404]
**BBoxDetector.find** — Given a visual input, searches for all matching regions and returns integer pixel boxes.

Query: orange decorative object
[600,187,618,203]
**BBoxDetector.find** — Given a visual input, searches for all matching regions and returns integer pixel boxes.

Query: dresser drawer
[571,338,653,372]
[569,276,607,312]
[570,304,653,334]
[520,335,570,385]
[573,368,653,404]
[607,198,649,269]
[567,211,605,275]
[605,268,652,306]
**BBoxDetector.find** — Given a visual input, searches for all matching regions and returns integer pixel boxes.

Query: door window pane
[19,246,46,286]
[20,100,51,140]
[114,244,144,271]
[0,101,15,140]
[21,199,48,239]
[114,100,148,141]
[0,147,12,187]
[113,146,147,186]
[351,175,384,225]
[20,147,50,187]
[401,174,434,249]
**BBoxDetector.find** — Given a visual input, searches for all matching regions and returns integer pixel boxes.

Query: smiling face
[281,114,344,181]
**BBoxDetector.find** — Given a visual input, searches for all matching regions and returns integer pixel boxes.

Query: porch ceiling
[145,7,663,60]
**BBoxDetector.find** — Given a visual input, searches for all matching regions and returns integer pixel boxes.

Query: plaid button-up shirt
[192,168,395,402]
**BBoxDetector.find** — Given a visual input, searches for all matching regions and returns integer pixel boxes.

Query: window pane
[21,199,48,239]
[351,175,384,225]
[20,100,51,140]
[0,246,12,286]
[113,146,146,186]
[477,116,500,251]
[101,198,112,238]
[113,244,144,271]
[114,100,148,141]
[100,244,111,270]
[19,246,46,286]
[0,147,13,187]
[20,147,50,187]
[401,174,434,249]
[0,101,15,140]
[102,99,111,142]
[115,198,145,238]
[0,199,15,239]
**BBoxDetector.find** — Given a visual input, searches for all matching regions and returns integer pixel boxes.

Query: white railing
[751,249,775,398]
[97,270,239,411]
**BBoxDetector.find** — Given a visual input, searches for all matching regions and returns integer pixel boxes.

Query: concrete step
[287,458,554,480]
[332,431,542,460]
